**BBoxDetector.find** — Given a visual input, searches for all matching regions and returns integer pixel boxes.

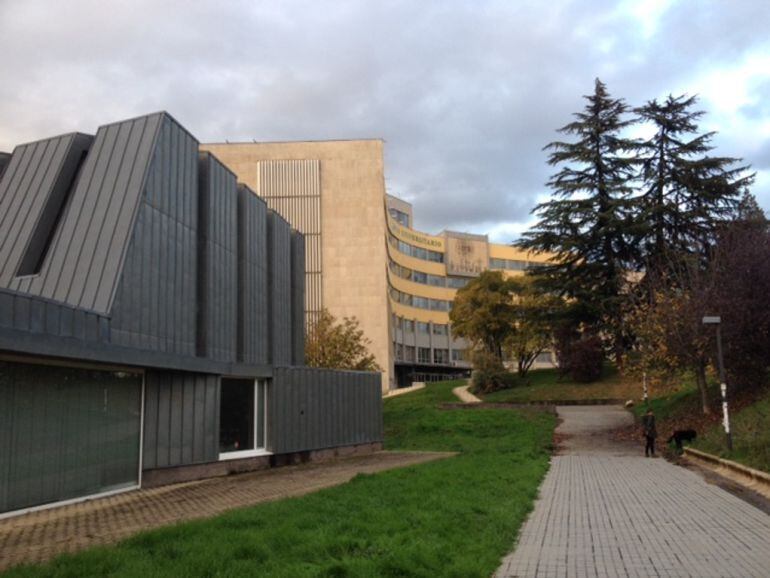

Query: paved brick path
[496,406,770,578]
[0,451,451,572]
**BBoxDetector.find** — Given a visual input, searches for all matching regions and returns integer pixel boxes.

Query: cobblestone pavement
[496,406,770,578]
[0,451,452,572]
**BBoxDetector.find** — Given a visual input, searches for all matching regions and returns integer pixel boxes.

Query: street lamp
[702,316,732,451]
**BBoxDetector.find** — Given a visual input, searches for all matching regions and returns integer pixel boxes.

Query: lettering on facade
[392,220,443,248]
[445,233,489,278]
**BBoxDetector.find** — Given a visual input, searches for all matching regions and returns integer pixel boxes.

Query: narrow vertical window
[16,135,92,276]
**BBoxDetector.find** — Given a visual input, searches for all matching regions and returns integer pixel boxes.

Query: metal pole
[715,324,733,451]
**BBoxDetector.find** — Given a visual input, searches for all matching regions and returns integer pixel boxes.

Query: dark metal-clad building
[0,112,382,517]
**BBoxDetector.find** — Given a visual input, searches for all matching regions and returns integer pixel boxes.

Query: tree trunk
[696,360,710,415]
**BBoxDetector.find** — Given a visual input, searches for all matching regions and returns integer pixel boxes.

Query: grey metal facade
[142,371,220,470]
[290,231,305,365]
[197,153,238,362]
[267,210,293,366]
[0,111,382,515]
[238,185,269,365]
[270,367,382,455]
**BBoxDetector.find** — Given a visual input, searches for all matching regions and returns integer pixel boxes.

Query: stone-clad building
[201,141,552,391]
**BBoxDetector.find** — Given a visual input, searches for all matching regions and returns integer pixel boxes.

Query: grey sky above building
[1,0,769,243]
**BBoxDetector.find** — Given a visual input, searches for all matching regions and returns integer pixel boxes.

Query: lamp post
[702,316,732,451]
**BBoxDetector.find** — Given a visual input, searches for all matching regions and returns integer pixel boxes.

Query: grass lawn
[626,374,770,474]
[5,381,555,578]
[690,391,770,474]
[481,365,642,403]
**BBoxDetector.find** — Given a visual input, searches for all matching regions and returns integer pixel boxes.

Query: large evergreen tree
[518,78,639,359]
[634,94,754,277]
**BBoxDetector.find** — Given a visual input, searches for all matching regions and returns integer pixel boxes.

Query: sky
[1,0,769,243]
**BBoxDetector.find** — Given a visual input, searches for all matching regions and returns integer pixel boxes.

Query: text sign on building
[444,232,489,278]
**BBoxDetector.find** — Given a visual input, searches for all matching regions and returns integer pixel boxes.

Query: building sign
[390,219,444,249]
[445,232,489,277]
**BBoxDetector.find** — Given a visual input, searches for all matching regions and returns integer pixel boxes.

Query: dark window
[219,379,255,453]
[446,277,469,289]
[433,348,449,364]
[418,347,431,364]
[417,321,430,334]
[432,324,448,335]
[17,141,91,276]
[427,274,445,287]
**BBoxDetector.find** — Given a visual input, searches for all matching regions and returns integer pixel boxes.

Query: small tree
[305,309,381,371]
[504,276,561,378]
[626,262,714,414]
[449,270,518,360]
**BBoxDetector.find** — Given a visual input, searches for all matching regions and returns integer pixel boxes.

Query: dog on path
[667,429,697,451]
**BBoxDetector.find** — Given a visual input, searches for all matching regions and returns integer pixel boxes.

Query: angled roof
[0,112,167,313]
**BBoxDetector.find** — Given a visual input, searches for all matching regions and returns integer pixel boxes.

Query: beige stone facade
[201,141,392,391]
[202,140,553,393]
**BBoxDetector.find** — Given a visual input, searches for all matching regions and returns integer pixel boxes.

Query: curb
[684,447,770,489]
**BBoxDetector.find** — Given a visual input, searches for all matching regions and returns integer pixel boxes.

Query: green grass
[629,375,701,421]
[5,381,555,578]
[480,365,640,403]
[691,391,770,474]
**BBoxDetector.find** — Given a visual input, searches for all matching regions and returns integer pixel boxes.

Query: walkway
[496,406,770,578]
[453,382,481,403]
[0,450,451,572]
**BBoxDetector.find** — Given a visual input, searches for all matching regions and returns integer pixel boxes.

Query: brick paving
[496,406,770,578]
[0,450,452,573]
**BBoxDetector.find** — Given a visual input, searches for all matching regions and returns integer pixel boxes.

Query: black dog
[667,429,697,451]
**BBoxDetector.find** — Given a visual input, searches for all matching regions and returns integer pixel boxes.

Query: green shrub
[470,350,510,394]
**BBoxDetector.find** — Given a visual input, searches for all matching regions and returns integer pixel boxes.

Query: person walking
[642,408,657,457]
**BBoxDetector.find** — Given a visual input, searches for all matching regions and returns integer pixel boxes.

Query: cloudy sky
[1,0,769,242]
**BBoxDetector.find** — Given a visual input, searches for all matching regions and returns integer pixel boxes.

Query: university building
[201,141,550,391]
[0,113,381,517]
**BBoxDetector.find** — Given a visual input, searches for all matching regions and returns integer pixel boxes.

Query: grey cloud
[1,0,769,238]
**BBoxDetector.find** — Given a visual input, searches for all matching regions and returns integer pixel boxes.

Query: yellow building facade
[201,140,550,392]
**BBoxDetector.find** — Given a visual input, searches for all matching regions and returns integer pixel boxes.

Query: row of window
[389,260,469,289]
[388,234,444,263]
[393,315,449,335]
[489,257,531,271]
[389,287,451,311]
[395,344,466,364]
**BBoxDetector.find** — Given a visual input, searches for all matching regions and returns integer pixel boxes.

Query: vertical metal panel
[290,231,305,365]
[267,211,292,366]
[269,367,382,454]
[197,153,237,362]
[110,115,197,356]
[238,186,268,364]
[142,370,219,470]
[27,114,164,313]
[0,134,83,287]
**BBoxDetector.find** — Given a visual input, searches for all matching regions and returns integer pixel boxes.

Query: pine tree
[518,79,639,359]
[634,94,754,276]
